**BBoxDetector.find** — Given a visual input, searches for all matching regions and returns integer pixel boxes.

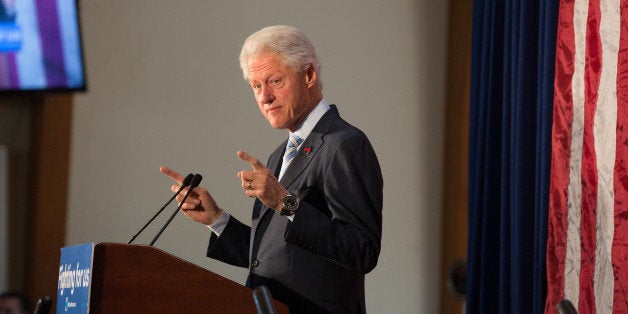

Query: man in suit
[161,25,383,313]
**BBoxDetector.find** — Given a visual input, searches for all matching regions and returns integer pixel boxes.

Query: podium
[59,242,288,313]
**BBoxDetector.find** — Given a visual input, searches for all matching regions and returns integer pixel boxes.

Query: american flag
[545,0,628,313]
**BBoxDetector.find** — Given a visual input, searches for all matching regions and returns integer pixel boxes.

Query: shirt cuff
[207,211,230,236]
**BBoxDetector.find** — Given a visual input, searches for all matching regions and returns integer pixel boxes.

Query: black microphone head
[182,173,194,187]
[190,173,203,188]
[557,299,577,314]
[253,286,276,314]
[34,296,52,314]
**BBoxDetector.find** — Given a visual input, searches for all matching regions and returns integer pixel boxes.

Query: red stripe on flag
[613,0,628,311]
[578,0,601,312]
[546,0,576,311]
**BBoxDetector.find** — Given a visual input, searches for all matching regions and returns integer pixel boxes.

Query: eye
[251,83,261,90]
[270,79,282,86]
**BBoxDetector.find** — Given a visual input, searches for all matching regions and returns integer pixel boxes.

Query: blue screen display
[0,0,86,91]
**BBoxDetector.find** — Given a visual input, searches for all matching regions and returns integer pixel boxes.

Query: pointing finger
[160,166,184,185]
[237,150,265,171]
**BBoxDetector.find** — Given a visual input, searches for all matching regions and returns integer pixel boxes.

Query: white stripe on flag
[594,0,619,312]
[564,0,588,306]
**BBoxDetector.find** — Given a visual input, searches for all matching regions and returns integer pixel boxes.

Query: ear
[304,65,317,88]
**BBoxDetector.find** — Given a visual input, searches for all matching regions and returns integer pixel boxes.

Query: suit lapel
[255,143,286,220]
[256,105,339,219]
[279,105,338,189]
[278,135,322,188]
[268,142,284,178]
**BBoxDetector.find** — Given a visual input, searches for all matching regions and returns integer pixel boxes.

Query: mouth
[266,105,281,114]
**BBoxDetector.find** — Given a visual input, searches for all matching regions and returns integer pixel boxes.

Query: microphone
[127,173,194,244]
[149,173,202,246]
[34,296,52,314]
[252,286,277,314]
[557,299,577,314]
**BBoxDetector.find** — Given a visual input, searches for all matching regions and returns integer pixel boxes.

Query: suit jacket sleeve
[206,215,251,268]
[284,129,383,274]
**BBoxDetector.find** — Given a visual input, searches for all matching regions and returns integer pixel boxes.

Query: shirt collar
[290,98,330,142]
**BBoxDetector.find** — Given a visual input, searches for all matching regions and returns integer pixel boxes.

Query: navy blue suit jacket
[206,106,383,313]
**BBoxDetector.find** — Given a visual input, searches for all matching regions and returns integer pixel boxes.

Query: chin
[269,122,284,129]
[267,119,287,129]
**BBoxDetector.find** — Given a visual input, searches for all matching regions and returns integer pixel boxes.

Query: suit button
[252,259,260,267]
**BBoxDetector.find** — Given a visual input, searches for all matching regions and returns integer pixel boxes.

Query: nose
[258,85,275,104]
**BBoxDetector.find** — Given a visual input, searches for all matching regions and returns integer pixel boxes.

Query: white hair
[239,25,322,85]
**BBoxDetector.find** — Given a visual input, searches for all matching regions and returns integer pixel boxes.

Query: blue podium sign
[57,243,94,313]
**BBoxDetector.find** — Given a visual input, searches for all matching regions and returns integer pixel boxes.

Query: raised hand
[159,166,222,226]
[236,150,288,210]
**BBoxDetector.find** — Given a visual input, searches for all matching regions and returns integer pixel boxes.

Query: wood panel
[24,94,72,309]
[90,243,288,313]
[439,0,473,313]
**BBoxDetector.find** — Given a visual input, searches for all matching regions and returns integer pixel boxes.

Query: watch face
[284,195,298,207]
[280,194,299,216]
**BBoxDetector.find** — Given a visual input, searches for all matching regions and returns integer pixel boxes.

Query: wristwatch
[279,194,300,216]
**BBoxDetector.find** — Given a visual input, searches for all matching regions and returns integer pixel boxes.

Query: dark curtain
[466,0,558,313]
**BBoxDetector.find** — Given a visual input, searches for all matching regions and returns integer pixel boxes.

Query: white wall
[67,1,448,312]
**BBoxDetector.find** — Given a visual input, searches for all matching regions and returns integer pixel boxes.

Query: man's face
[246,53,316,132]
[0,297,24,314]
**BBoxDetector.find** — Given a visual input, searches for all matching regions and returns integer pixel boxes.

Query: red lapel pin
[303,146,312,154]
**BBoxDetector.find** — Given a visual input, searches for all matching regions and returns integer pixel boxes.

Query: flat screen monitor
[0,0,86,92]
